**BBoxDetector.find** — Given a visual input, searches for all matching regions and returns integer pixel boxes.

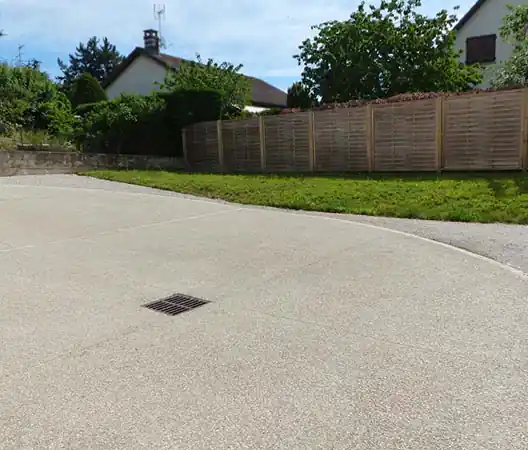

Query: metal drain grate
[142,293,210,316]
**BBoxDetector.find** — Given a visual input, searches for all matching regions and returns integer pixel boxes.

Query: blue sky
[0,0,475,91]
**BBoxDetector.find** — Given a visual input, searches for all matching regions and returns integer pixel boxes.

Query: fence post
[366,105,375,171]
[181,127,189,169]
[308,111,316,172]
[435,97,444,172]
[259,116,266,171]
[522,88,528,170]
[216,120,224,172]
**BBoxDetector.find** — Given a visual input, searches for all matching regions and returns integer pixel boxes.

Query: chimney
[143,29,160,54]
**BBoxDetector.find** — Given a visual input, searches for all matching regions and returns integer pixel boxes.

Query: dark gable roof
[454,0,488,31]
[103,47,287,108]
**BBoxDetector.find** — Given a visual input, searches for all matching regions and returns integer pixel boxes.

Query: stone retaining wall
[0,151,185,176]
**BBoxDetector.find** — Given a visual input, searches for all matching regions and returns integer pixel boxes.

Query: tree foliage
[0,63,74,137]
[295,0,481,103]
[57,36,123,91]
[71,72,107,107]
[160,54,252,117]
[490,5,528,87]
[287,82,315,108]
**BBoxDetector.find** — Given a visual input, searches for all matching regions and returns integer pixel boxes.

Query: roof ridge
[103,47,287,107]
[454,0,488,31]
[156,51,286,92]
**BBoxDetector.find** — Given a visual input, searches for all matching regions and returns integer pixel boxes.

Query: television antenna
[153,4,166,49]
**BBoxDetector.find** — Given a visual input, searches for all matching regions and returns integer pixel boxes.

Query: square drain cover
[143,293,210,316]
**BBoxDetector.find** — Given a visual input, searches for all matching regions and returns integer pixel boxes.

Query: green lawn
[83,170,528,224]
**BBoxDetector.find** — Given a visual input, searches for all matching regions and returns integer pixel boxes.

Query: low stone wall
[0,151,185,176]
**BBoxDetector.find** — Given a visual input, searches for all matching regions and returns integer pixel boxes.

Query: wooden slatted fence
[183,88,528,173]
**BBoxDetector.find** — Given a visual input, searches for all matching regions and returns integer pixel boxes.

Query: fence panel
[264,112,311,172]
[313,108,369,172]
[222,118,261,172]
[373,99,438,171]
[184,88,526,173]
[185,121,219,171]
[443,90,523,170]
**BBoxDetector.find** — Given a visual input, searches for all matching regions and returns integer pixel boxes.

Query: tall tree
[287,82,315,108]
[57,36,123,90]
[295,0,481,103]
[159,54,251,116]
[490,4,528,87]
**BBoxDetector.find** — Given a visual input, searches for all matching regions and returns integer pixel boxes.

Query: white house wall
[105,56,167,100]
[454,0,528,87]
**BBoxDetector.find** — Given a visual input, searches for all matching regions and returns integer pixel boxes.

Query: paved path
[0,175,527,450]
[338,214,528,275]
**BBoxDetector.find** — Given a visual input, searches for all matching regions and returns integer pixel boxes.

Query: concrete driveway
[0,175,527,450]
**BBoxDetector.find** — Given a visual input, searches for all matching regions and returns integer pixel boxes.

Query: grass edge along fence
[182,88,528,173]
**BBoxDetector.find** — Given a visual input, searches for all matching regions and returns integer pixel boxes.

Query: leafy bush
[71,72,107,107]
[287,82,315,109]
[45,92,76,138]
[159,55,251,117]
[160,88,223,124]
[490,5,528,87]
[75,102,101,117]
[0,64,54,130]
[79,89,223,156]
[0,63,76,140]
[79,94,164,154]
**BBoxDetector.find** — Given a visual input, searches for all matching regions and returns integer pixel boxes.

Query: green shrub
[0,63,76,139]
[159,88,223,124]
[159,55,251,116]
[287,82,315,109]
[75,102,103,117]
[79,94,164,154]
[80,89,223,156]
[44,92,76,138]
[71,73,107,107]
[0,64,63,132]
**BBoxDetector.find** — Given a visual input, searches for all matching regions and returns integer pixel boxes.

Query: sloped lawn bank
[82,170,528,224]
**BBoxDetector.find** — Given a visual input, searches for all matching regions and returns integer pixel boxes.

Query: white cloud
[0,0,474,79]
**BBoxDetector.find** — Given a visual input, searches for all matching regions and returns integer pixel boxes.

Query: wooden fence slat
[181,128,188,168]
[259,116,266,171]
[522,88,528,169]
[436,97,444,172]
[308,111,315,171]
[217,120,224,171]
[366,105,374,172]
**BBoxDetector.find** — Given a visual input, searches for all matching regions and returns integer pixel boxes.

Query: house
[453,0,528,87]
[103,30,287,111]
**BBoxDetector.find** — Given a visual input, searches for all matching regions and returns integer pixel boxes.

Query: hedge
[80,89,223,156]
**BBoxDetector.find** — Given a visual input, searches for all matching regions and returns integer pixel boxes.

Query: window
[466,34,497,64]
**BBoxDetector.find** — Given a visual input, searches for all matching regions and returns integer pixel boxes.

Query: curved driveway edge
[317,213,528,275]
[4,174,526,274]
